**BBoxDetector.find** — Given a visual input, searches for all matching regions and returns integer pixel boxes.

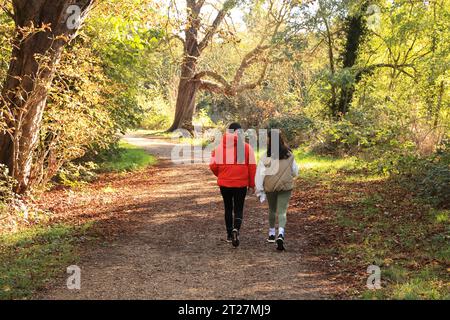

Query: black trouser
[220,186,247,236]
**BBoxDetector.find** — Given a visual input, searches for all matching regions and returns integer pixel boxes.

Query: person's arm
[255,155,267,202]
[292,158,299,177]
[255,158,265,193]
[247,145,256,189]
[209,150,219,177]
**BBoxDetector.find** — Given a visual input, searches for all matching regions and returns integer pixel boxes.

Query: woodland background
[0,0,448,299]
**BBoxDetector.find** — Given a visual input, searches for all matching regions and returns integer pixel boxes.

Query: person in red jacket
[210,123,256,247]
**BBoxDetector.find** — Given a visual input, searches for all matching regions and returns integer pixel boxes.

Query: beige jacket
[255,154,299,197]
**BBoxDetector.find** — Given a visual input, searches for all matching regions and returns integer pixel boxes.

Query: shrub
[311,111,402,156]
[193,109,215,128]
[140,95,173,130]
[381,142,450,208]
[266,114,315,147]
[416,144,450,208]
[0,164,39,233]
[55,162,99,188]
[421,162,450,208]
[0,164,17,204]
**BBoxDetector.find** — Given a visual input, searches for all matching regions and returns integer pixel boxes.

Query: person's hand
[248,187,255,195]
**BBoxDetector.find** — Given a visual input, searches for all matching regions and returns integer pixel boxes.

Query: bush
[311,111,401,156]
[55,162,99,188]
[0,164,17,204]
[0,164,40,233]
[378,142,450,208]
[415,144,450,208]
[266,114,315,147]
[421,162,450,208]
[140,96,173,130]
[193,109,215,128]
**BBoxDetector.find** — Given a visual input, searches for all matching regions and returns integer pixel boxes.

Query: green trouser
[266,190,292,229]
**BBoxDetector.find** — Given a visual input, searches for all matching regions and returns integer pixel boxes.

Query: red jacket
[210,133,256,188]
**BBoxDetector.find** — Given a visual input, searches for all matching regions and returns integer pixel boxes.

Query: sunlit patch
[102,186,116,193]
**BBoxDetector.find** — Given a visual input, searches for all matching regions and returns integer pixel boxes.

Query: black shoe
[276,234,285,251]
[226,234,232,243]
[267,235,276,243]
[231,228,240,247]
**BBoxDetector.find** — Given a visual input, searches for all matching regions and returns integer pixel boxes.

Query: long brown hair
[267,129,292,160]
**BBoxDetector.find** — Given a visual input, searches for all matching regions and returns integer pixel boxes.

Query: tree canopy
[0,0,448,192]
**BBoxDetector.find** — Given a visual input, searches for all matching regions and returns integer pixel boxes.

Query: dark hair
[228,122,242,132]
[267,129,291,160]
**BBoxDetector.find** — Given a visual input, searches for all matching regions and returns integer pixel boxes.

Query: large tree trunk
[0,0,93,193]
[168,0,202,132]
[168,57,200,132]
[0,32,64,193]
[321,14,339,118]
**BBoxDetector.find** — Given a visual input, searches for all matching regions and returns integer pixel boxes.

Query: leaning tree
[167,0,295,131]
[0,0,94,193]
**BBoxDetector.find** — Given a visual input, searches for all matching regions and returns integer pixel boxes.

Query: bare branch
[195,0,206,12]
[358,63,416,79]
[194,70,229,88]
[235,62,269,93]
[232,45,270,86]
[194,42,271,97]
[196,58,270,96]
[0,2,14,20]
[167,33,185,45]
[198,0,237,52]
[199,79,227,94]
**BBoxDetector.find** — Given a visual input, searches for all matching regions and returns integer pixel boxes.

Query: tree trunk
[168,1,202,132]
[168,59,200,132]
[336,3,368,117]
[322,14,339,118]
[168,0,237,131]
[0,0,93,193]
[433,80,445,128]
[0,25,65,193]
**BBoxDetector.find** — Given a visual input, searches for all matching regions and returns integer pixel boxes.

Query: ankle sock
[269,228,276,236]
[278,227,285,237]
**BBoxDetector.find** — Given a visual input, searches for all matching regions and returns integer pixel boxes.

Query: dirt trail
[41,134,338,300]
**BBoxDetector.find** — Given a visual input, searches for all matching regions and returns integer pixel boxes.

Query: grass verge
[98,141,157,172]
[0,222,94,300]
[0,141,156,300]
[292,149,450,299]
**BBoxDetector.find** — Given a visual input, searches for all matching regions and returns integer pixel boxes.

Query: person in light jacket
[255,130,298,251]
